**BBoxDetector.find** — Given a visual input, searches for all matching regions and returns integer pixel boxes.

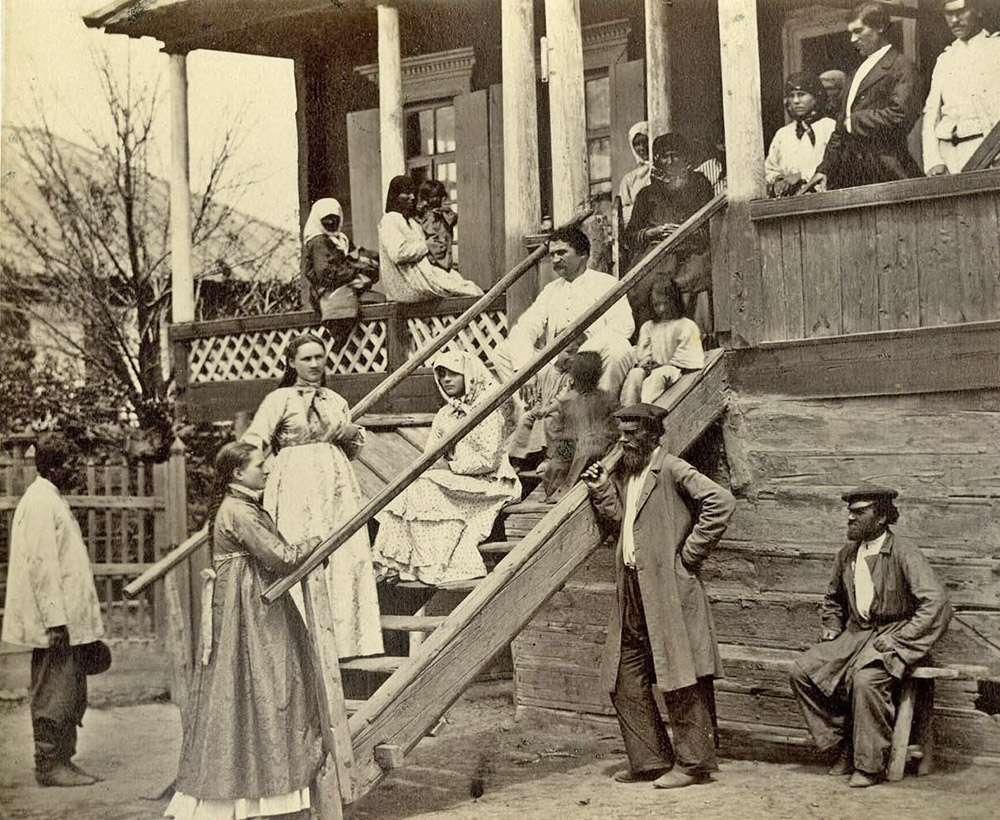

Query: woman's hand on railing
[800,172,827,194]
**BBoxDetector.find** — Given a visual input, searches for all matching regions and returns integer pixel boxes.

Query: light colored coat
[589,450,735,694]
[1,477,104,647]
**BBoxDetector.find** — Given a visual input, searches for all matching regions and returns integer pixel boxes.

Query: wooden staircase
[332,349,727,807]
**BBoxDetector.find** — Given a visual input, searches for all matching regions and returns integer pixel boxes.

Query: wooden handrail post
[264,194,727,604]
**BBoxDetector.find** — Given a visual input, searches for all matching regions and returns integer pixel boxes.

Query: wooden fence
[0,439,186,642]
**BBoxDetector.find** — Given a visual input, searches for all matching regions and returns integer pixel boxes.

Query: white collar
[861,43,892,69]
[952,29,988,48]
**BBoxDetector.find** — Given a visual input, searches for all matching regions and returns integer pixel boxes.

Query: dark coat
[795,531,952,698]
[588,450,735,694]
[817,46,923,188]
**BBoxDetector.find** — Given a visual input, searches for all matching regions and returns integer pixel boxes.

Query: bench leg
[887,679,916,781]
[915,679,935,776]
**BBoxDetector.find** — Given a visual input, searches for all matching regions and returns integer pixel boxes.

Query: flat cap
[614,403,669,423]
[841,484,899,504]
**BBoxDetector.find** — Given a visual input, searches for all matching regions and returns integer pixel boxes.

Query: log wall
[512,386,1000,763]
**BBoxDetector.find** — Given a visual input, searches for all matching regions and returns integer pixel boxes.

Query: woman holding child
[372,350,520,585]
[378,175,482,302]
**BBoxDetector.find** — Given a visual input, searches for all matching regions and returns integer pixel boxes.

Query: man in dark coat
[805,2,923,191]
[581,404,735,789]
[789,486,951,788]
[624,133,715,332]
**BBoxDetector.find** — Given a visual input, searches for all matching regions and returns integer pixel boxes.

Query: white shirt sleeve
[505,285,552,372]
[21,500,69,629]
[922,59,946,172]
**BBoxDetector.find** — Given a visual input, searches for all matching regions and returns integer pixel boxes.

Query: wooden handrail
[263,193,728,603]
[123,525,209,598]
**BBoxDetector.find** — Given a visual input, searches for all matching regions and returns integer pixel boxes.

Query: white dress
[243,386,383,659]
[372,351,521,585]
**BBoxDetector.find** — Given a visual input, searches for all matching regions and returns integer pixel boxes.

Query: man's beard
[621,441,657,476]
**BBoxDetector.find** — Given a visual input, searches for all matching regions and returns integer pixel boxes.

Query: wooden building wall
[513,384,1000,764]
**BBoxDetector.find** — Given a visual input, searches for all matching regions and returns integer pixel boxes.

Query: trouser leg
[31,645,87,772]
[661,677,718,775]
[849,664,896,774]
[789,662,846,753]
[611,569,674,774]
[619,368,645,406]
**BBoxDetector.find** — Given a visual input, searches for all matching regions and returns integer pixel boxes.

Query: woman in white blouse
[378,175,482,303]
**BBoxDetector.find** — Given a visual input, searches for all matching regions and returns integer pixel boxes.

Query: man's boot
[36,764,96,787]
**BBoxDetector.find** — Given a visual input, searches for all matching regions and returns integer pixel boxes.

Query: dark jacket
[817,46,923,188]
[588,450,735,693]
[795,531,952,697]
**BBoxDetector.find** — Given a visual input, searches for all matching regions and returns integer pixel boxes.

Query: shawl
[432,349,497,417]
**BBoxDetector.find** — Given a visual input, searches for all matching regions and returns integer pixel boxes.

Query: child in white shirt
[620,278,704,406]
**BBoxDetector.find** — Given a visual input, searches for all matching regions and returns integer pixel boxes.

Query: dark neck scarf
[794,110,823,145]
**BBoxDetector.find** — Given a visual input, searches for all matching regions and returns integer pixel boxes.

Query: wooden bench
[887,663,989,781]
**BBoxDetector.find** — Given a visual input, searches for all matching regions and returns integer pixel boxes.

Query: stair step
[478,540,517,556]
[502,500,555,516]
[380,614,447,633]
[345,698,366,715]
[396,578,480,592]
[340,655,404,673]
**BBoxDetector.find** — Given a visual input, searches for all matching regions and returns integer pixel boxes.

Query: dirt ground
[1,683,996,820]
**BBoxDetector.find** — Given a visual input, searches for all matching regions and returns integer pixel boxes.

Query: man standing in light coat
[582,404,735,789]
[2,434,105,787]
[923,0,1000,175]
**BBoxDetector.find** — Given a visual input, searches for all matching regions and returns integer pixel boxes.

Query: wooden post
[167,437,201,669]
[717,0,765,347]
[502,0,542,322]
[545,0,589,224]
[377,3,405,201]
[168,52,195,324]
[302,571,352,818]
[644,0,672,139]
[154,461,191,711]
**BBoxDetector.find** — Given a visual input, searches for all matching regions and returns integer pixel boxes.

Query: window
[585,71,612,203]
[405,100,459,265]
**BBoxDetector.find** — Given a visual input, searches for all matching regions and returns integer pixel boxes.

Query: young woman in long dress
[166,442,323,820]
[372,350,521,585]
[242,334,383,660]
[378,175,482,303]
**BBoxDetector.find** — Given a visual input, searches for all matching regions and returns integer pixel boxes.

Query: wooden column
[168,53,194,324]
[502,0,542,321]
[545,0,589,224]
[377,4,405,201]
[718,0,765,347]
[644,0,671,140]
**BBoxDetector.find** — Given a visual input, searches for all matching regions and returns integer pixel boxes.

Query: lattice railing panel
[188,321,388,383]
[407,310,508,372]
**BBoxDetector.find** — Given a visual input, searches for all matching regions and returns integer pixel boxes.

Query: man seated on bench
[789,485,952,788]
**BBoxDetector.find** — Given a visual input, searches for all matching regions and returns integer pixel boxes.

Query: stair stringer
[346,349,730,799]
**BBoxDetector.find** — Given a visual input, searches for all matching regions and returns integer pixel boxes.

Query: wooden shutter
[346,108,382,252]
[455,89,493,290]
[609,59,646,204]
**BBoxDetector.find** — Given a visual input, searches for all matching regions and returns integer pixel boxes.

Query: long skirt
[373,469,519,585]
[167,557,324,819]
[265,442,383,660]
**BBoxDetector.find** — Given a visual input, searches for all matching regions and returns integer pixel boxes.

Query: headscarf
[628,120,649,165]
[385,175,416,215]
[784,72,827,143]
[431,349,497,415]
[303,198,350,254]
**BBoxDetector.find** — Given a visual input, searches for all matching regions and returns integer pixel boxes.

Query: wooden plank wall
[513,387,1000,763]
[756,189,1000,342]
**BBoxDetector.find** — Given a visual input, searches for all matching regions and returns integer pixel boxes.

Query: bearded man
[581,404,735,789]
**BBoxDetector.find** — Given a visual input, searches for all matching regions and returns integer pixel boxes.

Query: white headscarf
[431,349,497,415]
[628,121,649,165]
[303,198,350,253]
